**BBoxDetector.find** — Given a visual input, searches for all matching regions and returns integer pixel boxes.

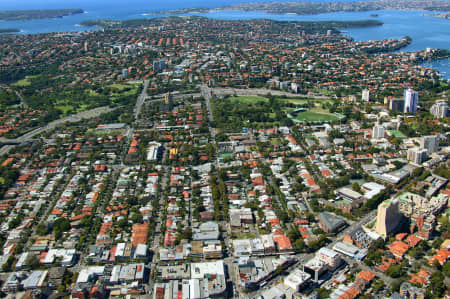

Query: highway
[0,106,116,156]
[200,85,214,124]
[134,79,149,121]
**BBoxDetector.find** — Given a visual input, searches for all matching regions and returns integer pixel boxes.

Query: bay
[0,0,448,78]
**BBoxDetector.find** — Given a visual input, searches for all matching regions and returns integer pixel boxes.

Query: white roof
[191,261,224,279]
[115,242,125,257]
[284,269,311,289]
[135,244,148,257]
[77,266,105,283]
[189,279,201,299]
[318,247,339,259]
[110,266,121,284]
[362,182,386,191]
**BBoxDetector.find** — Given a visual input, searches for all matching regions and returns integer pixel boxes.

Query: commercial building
[375,199,403,237]
[42,249,76,266]
[21,271,48,290]
[283,269,311,292]
[303,258,328,282]
[404,88,418,114]
[407,147,428,164]
[164,92,172,105]
[319,212,347,233]
[110,263,146,284]
[316,248,342,270]
[153,59,166,71]
[362,89,370,102]
[332,241,367,259]
[76,266,105,284]
[420,135,438,154]
[430,100,448,118]
[192,221,220,241]
[372,125,385,139]
[147,142,162,161]
[335,187,363,202]
[361,182,386,200]
[389,98,404,112]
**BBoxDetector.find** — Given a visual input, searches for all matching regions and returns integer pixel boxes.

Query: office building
[375,199,402,237]
[407,147,428,164]
[291,82,300,93]
[153,60,160,71]
[404,89,418,114]
[420,135,438,154]
[430,100,448,118]
[164,92,172,105]
[284,269,311,292]
[389,98,404,112]
[316,248,342,270]
[153,59,166,72]
[372,125,385,139]
[318,212,346,233]
[362,89,370,102]
[303,258,327,282]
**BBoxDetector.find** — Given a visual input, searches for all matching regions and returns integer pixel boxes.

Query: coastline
[0,28,19,33]
[148,0,450,16]
[0,8,84,21]
[421,13,450,19]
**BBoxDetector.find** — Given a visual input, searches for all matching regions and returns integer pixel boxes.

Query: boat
[370,14,379,17]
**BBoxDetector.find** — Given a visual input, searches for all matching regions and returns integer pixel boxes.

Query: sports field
[293,111,340,122]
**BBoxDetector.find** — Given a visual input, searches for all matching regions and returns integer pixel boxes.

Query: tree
[36,223,49,236]
[53,217,71,239]
[426,270,445,298]
[352,182,361,193]
[181,228,192,240]
[130,213,143,224]
[27,254,40,269]
[294,239,306,253]
[1,256,14,272]
[443,261,450,277]
[386,264,405,278]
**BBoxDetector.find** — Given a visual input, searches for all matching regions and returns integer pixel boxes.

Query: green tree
[53,217,71,239]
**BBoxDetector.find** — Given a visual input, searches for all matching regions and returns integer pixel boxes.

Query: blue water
[0,0,449,78]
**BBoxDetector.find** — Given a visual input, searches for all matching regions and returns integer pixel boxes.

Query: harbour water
[0,0,448,78]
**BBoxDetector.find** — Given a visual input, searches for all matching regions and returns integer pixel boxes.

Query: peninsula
[80,17,383,32]
[150,0,450,15]
[0,28,20,34]
[422,13,450,19]
[0,9,83,21]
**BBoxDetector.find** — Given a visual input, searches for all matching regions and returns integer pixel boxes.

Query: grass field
[55,105,74,114]
[388,130,407,138]
[109,83,132,91]
[293,111,339,122]
[229,96,268,104]
[290,107,340,122]
[270,138,282,145]
[283,98,333,105]
[12,79,31,87]
[229,96,333,106]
